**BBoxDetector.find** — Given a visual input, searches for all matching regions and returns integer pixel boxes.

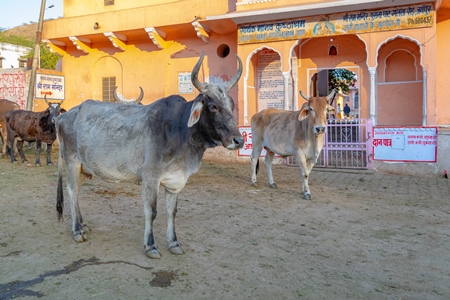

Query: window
[104,0,114,5]
[102,77,116,102]
[18,59,26,68]
[353,91,359,109]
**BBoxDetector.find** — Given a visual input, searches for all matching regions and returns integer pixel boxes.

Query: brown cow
[6,97,64,166]
[250,90,335,199]
[0,99,20,155]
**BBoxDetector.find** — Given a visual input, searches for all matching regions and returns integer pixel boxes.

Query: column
[422,69,427,126]
[243,75,249,125]
[368,67,377,126]
[283,71,290,110]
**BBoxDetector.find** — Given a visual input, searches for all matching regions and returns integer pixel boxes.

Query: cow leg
[250,143,263,187]
[265,150,277,188]
[0,132,5,156]
[46,143,53,165]
[165,189,183,255]
[16,140,28,163]
[296,154,312,200]
[6,142,18,163]
[66,163,89,242]
[142,180,161,258]
[35,141,42,166]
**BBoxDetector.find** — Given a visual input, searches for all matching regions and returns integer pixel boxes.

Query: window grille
[102,77,116,102]
[104,0,114,6]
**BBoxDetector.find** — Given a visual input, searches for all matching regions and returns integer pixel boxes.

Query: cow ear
[327,104,336,115]
[188,100,204,127]
[298,103,310,121]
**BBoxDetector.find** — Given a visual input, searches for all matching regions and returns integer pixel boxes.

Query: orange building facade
[42,0,450,175]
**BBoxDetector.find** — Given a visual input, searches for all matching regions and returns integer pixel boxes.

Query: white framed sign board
[239,126,276,157]
[36,74,65,100]
[373,126,437,162]
[178,72,193,94]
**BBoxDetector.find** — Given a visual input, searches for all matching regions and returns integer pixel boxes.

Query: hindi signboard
[239,126,268,157]
[257,49,284,110]
[238,3,434,44]
[178,72,193,94]
[239,126,283,158]
[373,127,437,162]
[36,74,65,100]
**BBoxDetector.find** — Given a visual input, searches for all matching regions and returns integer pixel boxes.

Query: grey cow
[56,53,244,258]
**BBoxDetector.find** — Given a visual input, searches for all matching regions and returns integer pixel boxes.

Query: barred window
[102,77,116,102]
[104,0,114,6]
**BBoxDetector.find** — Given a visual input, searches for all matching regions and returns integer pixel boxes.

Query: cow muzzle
[314,126,327,136]
[225,136,244,150]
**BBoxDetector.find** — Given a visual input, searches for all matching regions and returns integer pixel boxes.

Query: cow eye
[208,104,218,112]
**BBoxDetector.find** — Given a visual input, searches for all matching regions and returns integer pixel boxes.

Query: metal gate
[288,118,373,169]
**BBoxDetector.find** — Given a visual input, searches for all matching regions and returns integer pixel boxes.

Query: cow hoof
[47,163,53,166]
[146,249,162,259]
[73,232,87,243]
[35,164,41,167]
[303,193,312,200]
[169,245,184,255]
[270,183,277,189]
[82,224,91,233]
[251,182,258,187]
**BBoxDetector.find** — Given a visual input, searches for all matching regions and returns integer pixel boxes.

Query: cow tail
[56,142,64,221]
[256,159,260,175]
[56,172,64,221]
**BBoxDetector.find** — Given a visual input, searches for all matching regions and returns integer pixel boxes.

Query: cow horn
[44,95,50,106]
[191,52,207,92]
[135,87,144,104]
[113,86,144,103]
[326,89,336,101]
[225,54,243,91]
[299,90,309,102]
[113,86,122,102]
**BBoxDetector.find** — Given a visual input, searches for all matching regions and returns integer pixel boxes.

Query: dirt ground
[0,149,449,300]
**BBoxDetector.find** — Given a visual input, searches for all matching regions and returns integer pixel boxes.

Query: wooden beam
[42,39,67,56]
[192,21,210,44]
[145,27,167,49]
[69,36,92,53]
[104,32,128,51]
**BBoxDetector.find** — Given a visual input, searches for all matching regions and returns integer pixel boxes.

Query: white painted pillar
[283,71,290,111]
[368,67,377,126]
[422,69,427,126]
[293,76,299,111]
[243,75,249,125]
